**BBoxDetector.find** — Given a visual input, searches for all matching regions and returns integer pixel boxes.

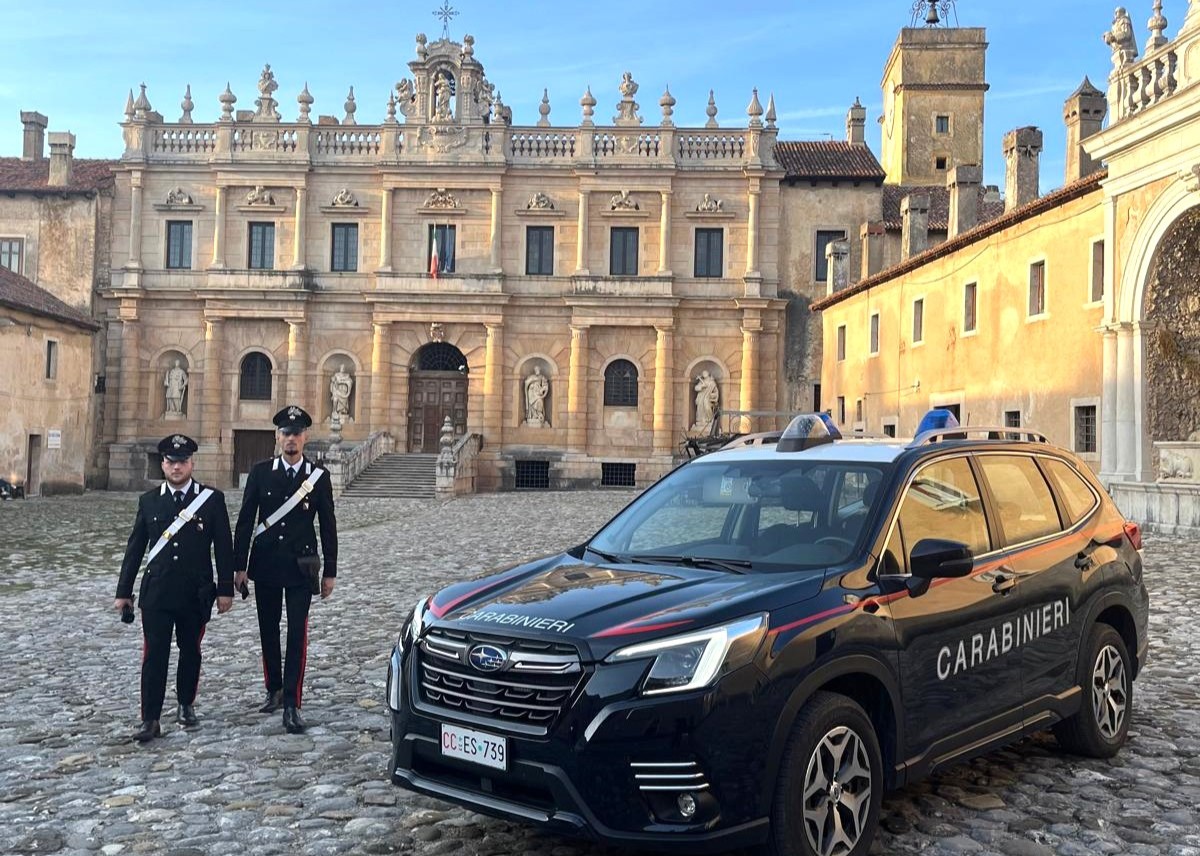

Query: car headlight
[605,613,768,695]
[399,597,428,652]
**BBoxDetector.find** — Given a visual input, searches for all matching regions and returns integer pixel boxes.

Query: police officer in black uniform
[114,434,235,742]
[233,405,338,734]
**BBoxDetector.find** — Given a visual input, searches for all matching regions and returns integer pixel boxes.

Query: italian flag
[430,233,440,278]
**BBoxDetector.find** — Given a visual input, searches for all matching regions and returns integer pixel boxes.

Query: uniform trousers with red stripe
[254,583,311,708]
[140,606,206,721]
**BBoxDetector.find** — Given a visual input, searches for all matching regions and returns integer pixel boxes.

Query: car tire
[769,691,883,856]
[1052,623,1132,758]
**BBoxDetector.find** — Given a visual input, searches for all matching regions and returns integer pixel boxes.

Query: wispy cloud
[990,82,1078,101]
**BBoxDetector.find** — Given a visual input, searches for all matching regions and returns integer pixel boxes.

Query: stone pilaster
[653,326,674,453]
[483,323,504,444]
[567,325,589,451]
[378,188,393,271]
[490,189,503,272]
[127,171,143,270]
[210,186,226,269]
[1100,326,1118,483]
[746,185,760,276]
[286,320,308,408]
[201,319,224,443]
[370,322,391,433]
[118,318,141,440]
[739,325,760,433]
[292,186,307,269]
[1114,322,1135,480]
[575,191,589,274]
[657,191,672,275]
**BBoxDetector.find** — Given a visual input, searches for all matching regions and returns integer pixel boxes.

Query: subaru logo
[468,644,508,673]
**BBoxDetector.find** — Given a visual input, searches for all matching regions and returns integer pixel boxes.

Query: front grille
[417,627,582,734]
[630,760,711,792]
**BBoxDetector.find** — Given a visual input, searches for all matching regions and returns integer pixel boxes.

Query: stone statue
[254,64,281,121]
[691,370,719,432]
[164,359,188,415]
[329,363,354,418]
[165,187,192,205]
[527,191,554,210]
[433,73,453,121]
[1103,7,1138,69]
[524,366,549,427]
[619,72,639,99]
[245,185,274,205]
[331,188,358,207]
[610,190,639,211]
[696,193,723,213]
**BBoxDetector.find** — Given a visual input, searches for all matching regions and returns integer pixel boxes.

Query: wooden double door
[408,372,467,452]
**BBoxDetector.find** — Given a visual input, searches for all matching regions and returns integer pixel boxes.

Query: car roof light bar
[776,413,842,452]
[907,426,1049,448]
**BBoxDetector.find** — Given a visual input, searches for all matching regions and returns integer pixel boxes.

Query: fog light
[677,793,697,819]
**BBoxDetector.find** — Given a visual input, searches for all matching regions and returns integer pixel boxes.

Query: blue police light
[916,408,960,436]
[777,413,842,453]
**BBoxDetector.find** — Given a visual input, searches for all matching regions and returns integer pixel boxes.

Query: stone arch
[602,355,642,407]
[319,350,361,423]
[515,354,558,427]
[1119,177,1200,324]
[408,341,469,452]
[153,347,193,418]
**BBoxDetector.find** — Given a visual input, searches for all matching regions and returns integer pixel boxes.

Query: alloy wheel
[802,725,874,856]
[1091,643,1128,740]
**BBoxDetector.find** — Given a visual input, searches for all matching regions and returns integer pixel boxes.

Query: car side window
[1042,458,1099,526]
[976,455,1063,544]
[897,456,990,561]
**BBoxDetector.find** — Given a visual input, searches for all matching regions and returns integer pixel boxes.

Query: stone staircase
[342,453,438,499]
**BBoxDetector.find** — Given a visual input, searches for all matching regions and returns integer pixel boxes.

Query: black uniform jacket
[233,456,338,588]
[116,481,236,613]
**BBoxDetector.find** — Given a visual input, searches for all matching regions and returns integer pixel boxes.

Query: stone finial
[253,64,280,121]
[133,83,152,119]
[343,86,357,125]
[1148,0,1168,50]
[747,88,764,127]
[179,84,194,124]
[493,91,511,126]
[580,85,596,125]
[385,92,398,125]
[462,33,475,58]
[659,86,676,126]
[297,82,313,123]
[765,93,777,129]
[705,89,719,128]
[219,83,237,121]
[613,71,642,126]
[537,88,551,127]
[124,89,135,122]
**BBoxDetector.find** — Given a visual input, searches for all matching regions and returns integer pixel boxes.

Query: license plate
[440,723,507,771]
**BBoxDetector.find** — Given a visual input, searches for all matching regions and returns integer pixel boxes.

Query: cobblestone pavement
[0,491,1197,856]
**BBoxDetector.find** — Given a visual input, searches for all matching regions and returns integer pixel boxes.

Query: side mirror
[910,538,974,580]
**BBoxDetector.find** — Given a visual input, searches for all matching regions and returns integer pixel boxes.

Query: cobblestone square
[0,491,1197,856]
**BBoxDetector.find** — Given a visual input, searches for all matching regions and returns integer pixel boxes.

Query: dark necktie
[174,490,185,508]
[286,467,296,483]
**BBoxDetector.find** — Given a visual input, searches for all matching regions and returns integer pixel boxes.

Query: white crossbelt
[253,468,325,538]
[146,488,214,564]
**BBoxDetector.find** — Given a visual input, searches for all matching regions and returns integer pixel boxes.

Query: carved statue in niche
[696,193,723,213]
[1103,7,1138,69]
[165,187,192,205]
[245,185,275,205]
[527,192,554,210]
[329,363,354,419]
[610,190,639,210]
[164,359,188,415]
[524,366,550,427]
[691,370,720,433]
[331,188,358,207]
[433,73,453,121]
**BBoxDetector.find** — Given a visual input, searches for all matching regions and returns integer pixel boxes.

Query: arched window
[416,342,468,372]
[604,359,638,407]
[239,352,273,401]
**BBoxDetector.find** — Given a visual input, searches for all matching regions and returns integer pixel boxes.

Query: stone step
[344,452,438,499]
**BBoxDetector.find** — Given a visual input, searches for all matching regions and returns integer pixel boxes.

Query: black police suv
[386,411,1149,856]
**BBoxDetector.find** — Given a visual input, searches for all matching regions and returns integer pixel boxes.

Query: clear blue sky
[0,0,1150,190]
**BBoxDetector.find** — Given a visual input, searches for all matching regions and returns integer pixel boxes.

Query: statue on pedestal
[164,359,188,415]
[329,363,354,420]
[524,366,549,427]
[691,370,720,433]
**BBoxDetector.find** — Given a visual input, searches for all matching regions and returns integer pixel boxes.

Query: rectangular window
[913,298,924,343]
[1074,405,1097,454]
[45,340,58,380]
[935,115,950,134]
[248,222,275,270]
[610,227,638,276]
[694,228,724,278]
[526,226,554,275]
[1029,261,1046,316]
[1005,410,1021,428]
[855,399,863,422]
[166,221,192,269]
[964,282,977,332]
[882,423,896,438]
[813,383,821,413]
[515,459,550,489]
[836,325,846,361]
[0,238,24,273]
[836,396,846,425]
[428,224,456,274]
[935,156,948,171]
[1091,240,1104,303]
[814,229,847,283]
[331,223,358,272]
[869,313,879,355]
[600,462,637,488]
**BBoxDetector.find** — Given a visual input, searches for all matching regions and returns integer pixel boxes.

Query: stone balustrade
[1110,47,1179,122]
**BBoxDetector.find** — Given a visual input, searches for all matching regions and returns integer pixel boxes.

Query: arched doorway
[409,342,468,452]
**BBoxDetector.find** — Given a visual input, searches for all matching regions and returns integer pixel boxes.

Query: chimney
[825,240,851,296]
[47,131,75,187]
[860,221,886,278]
[1003,126,1043,212]
[846,97,867,145]
[947,164,982,238]
[900,193,930,260]
[20,111,48,161]
[1064,77,1107,183]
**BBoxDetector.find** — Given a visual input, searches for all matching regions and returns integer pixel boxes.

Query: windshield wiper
[585,545,625,564]
[629,554,752,574]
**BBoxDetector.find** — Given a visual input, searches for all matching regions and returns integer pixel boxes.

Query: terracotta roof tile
[775,141,886,182]
[881,183,1005,231]
[0,267,99,330]
[0,157,115,193]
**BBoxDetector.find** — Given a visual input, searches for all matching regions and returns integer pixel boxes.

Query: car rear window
[1042,458,1099,525]
[976,455,1063,544]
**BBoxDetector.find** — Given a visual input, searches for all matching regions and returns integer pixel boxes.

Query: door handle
[991,573,1018,595]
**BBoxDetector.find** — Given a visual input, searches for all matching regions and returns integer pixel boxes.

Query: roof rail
[906,426,1049,448]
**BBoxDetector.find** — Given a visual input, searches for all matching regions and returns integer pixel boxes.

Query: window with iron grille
[1029,261,1046,316]
[1091,240,1104,303]
[869,314,879,354]
[248,222,275,270]
[964,282,977,332]
[610,227,638,276]
[239,352,273,400]
[166,221,192,269]
[1005,410,1021,428]
[515,459,550,489]
[913,298,924,343]
[428,224,456,274]
[0,238,23,273]
[603,359,638,406]
[694,228,723,278]
[883,423,896,437]
[331,223,358,272]
[814,229,847,283]
[1074,405,1097,453]
[836,325,846,361]
[601,462,636,487]
[526,226,554,275]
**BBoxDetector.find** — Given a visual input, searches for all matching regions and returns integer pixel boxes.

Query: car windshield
[589,458,891,572]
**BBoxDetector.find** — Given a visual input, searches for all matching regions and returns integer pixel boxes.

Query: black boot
[282,706,307,734]
[134,720,161,743]
[177,704,198,727]
[259,689,284,714]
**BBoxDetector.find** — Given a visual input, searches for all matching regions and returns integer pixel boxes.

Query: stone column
[118,319,141,440]
[483,323,504,443]
[127,171,144,270]
[379,188,393,271]
[653,326,674,453]
[292,186,307,269]
[1114,323,1135,480]
[286,321,308,408]
[657,190,672,274]
[201,319,224,443]
[210,186,226,269]
[739,325,760,433]
[575,191,590,274]
[567,325,589,451]
[1100,326,1118,483]
[370,322,391,432]
[1131,321,1151,482]
[489,189,503,272]
[745,186,760,276]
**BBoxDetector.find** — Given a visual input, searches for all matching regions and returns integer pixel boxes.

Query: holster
[297,555,321,596]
